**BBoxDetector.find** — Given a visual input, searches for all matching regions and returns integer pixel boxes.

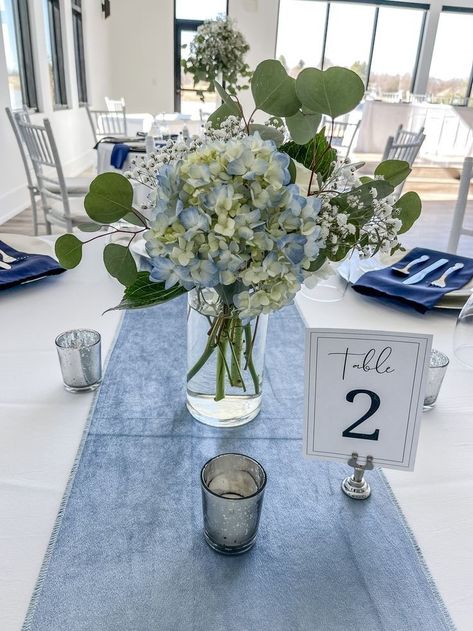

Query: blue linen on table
[23,297,454,631]
[110,143,131,169]
[0,240,64,291]
[353,247,473,312]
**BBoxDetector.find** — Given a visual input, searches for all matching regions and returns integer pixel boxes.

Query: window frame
[3,0,38,109]
[173,0,229,112]
[319,1,428,92]
[45,0,68,108]
[72,0,88,104]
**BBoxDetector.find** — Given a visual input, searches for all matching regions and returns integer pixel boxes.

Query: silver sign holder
[342,452,374,500]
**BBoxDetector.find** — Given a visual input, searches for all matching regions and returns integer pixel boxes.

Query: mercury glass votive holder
[201,453,267,555]
[55,329,102,393]
[423,349,449,410]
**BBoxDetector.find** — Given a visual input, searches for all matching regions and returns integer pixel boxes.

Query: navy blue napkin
[353,247,473,312]
[110,143,131,169]
[0,240,65,291]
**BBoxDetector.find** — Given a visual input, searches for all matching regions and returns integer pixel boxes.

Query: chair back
[321,116,361,159]
[17,117,73,231]
[86,105,127,143]
[382,125,425,164]
[392,124,425,146]
[6,107,43,234]
[105,96,126,112]
[447,156,473,253]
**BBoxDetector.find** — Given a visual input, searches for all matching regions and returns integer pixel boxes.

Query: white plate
[338,251,472,310]
[0,233,55,257]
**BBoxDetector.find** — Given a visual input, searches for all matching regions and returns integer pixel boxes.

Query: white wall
[0,0,112,224]
[104,0,279,116]
[106,0,174,113]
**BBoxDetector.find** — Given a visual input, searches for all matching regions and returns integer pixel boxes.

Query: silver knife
[403,258,449,285]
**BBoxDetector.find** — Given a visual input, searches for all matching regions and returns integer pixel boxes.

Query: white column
[413,3,441,95]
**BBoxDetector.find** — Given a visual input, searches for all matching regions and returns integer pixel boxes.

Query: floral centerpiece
[181,15,252,100]
[55,60,421,427]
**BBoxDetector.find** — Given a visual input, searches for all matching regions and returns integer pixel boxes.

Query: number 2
[342,389,380,441]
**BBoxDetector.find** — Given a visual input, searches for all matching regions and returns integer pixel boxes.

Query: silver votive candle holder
[201,453,267,555]
[55,329,102,393]
[423,349,449,410]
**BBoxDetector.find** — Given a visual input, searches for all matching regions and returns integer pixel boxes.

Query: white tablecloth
[0,239,472,630]
[356,101,473,162]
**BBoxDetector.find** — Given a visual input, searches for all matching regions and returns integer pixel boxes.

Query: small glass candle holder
[423,349,449,410]
[201,453,267,555]
[55,329,102,393]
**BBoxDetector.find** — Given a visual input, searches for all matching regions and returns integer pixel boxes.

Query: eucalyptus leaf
[248,124,284,146]
[214,81,241,117]
[103,243,138,287]
[333,180,395,225]
[55,234,83,269]
[251,60,300,117]
[374,160,411,187]
[394,192,422,234]
[281,129,337,185]
[208,102,240,128]
[285,110,321,145]
[107,271,188,311]
[296,67,364,119]
[122,211,147,227]
[85,173,133,224]
[77,222,102,232]
[288,157,297,184]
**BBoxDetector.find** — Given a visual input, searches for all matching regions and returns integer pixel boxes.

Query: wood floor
[1,175,472,258]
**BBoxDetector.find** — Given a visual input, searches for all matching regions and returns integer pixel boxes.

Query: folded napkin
[110,143,131,169]
[0,240,65,291]
[353,247,473,312]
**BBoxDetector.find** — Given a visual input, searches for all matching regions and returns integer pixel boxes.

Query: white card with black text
[303,329,432,471]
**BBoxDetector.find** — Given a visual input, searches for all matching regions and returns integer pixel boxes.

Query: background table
[355,101,473,163]
[0,239,472,630]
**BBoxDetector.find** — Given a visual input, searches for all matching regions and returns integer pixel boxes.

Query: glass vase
[186,288,268,428]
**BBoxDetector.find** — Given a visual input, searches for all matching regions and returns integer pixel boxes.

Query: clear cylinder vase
[186,288,268,428]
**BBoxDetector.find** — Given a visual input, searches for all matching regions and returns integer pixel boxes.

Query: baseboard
[0,150,95,226]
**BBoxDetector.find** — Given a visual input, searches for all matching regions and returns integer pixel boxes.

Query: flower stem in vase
[230,317,245,389]
[244,318,260,395]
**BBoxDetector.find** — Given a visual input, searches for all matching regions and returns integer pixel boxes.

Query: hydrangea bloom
[145,133,324,318]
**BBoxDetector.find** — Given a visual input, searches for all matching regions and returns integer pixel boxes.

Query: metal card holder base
[342,453,374,500]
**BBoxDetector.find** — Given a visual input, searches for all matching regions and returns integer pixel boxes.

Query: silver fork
[0,260,11,270]
[392,254,429,275]
[430,262,464,288]
[0,248,17,264]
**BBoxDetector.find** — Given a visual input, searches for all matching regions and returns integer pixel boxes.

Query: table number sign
[304,329,432,472]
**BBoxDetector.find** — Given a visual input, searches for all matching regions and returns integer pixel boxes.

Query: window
[427,9,473,102]
[323,3,376,84]
[43,0,67,107]
[0,0,37,109]
[369,6,425,96]
[276,0,427,94]
[72,0,87,103]
[276,0,327,76]
[174,0,227,117]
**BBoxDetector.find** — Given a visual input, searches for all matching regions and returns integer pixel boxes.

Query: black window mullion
[320,3,330,70]
[11,0,37,109]
[47,0,67,106]
[365,6,379,88]
[410,9,427,94]
[72,3,87,103]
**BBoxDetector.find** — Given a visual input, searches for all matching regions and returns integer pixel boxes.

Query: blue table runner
[23,297,455,631]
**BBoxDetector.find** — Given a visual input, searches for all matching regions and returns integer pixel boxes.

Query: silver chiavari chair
[382,125,426,196]
[6,106,42,235]
[17,117,92,233]
[321,116,361,160]
[86,105,127,143]
[104,96,126,112]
